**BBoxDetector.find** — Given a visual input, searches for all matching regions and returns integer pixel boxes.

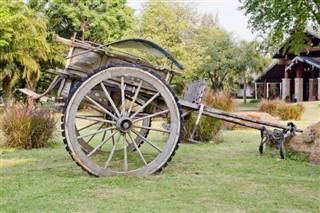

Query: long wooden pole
[179,100,302,132]
[202,106,303,132]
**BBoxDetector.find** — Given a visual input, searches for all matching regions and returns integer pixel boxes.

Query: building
[236,73,258,98]
[255,28,320,102]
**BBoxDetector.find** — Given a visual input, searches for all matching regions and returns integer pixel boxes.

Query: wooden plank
[278,59,291,65]
[18,88,49,102]
[105,52,182,76]
[183,80,206,104]
[179,99,199,110]
[202,111,262,130]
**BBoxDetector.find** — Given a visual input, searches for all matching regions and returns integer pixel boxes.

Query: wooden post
[295,64,304,102]
[243,76,247,103]
[255,82,257,100]
[296,64,303,78]
[264,79,267,98]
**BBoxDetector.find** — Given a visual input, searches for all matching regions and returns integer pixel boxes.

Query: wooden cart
[20,36,302,176]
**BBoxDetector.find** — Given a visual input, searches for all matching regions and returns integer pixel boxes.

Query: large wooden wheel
[62,65,182,176]
[75,108,151,154]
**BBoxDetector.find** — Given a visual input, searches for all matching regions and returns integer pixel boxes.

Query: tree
[237,41,270,103]
[240,0,320,53]
[47,0,135,43]
[0,0,50,107]
[195,14,270,96]
[133,0,205,93]
[196,18,240,92]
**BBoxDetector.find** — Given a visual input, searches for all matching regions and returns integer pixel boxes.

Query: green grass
[1,101,320,212]
[236,99,258,110]
[1,132,320,212]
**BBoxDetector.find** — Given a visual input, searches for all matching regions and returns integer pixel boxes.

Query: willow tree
[0,0,49,106]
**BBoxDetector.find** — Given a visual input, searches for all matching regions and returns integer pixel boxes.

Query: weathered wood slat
[56,36,182,77]
[201,111,262,130]
[183,80,206,104]
[18,88,49,102]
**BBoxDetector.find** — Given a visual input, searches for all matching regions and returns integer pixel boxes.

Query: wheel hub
[116,117,133,132]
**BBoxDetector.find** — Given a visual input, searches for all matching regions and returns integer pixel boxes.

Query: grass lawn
[1,102,319,212]
[236,99,259,110]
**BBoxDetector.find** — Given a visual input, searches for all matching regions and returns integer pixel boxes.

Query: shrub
[183,90,238,143]
[0,104,57,149]
[277,104,304,120]
[204,90,238,112]
[257,98,281,116]
[257,99,304,120]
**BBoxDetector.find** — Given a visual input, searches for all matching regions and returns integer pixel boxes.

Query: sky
[126,0,257,41]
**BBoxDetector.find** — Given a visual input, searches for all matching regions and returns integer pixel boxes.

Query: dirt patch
[225,111,279,130]
[286,121,320,164]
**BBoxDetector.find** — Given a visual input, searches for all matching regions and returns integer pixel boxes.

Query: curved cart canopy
[106,38,184,70]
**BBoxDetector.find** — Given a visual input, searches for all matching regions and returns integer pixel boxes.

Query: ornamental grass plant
[183,90,238,143]
[0,104,57,149]
[258,99,304,120]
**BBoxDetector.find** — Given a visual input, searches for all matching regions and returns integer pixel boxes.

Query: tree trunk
[208,71,219,92]
[80,21,86,41]
[3,89,13,109]
[25,75,38,108]
[2,77,13,108]
[243,76,247,104]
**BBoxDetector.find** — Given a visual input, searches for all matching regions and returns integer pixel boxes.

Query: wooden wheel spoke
[84,123,105,144]
[123,134,128,172]
[128,132,148,166]
[133,125,170,133]
[133,98,164,112]
[87,131,118,157]
[78,115,104,118]
[78,121,100,132]
[99,129,107,150]
[104,133,122,169]
[127,80,143,116]
[130,92,160,119]
[86,104,104,114]
[100,82,121,117]
[121,77,126,116]
[76,115,115,124]
[77,126,116,139]
[111,129,115,145]
[85,95,117,120]
[132,129,162,153]
[133,109,169,123]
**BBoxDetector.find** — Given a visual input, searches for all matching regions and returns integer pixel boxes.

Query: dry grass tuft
[258,99,304,120]
[184,90,238,143]
[0,104,57,149]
